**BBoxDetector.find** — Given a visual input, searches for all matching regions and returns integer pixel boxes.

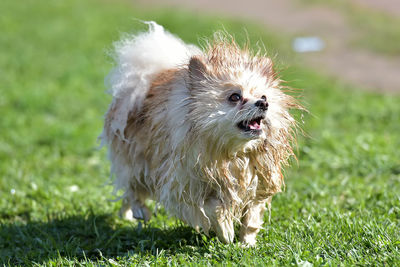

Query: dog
[100,22,302,245]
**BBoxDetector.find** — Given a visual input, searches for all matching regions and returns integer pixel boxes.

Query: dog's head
[187,39,299,153]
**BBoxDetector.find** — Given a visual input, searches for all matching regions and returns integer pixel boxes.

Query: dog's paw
[131,205,151,222]
[119,198,151,222]
[119,207,135,221]
[240,234,257,247]
[212,216,235,244]
[218,226,235,244]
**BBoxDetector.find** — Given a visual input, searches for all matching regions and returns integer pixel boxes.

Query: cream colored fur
[100,22,301,245]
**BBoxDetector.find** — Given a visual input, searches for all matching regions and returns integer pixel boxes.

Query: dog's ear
[189,56,208,82]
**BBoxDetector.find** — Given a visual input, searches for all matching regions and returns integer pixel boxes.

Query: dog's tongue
[248,120,261,130]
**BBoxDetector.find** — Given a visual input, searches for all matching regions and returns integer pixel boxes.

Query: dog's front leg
[239,198,268,246]
[204,197,234,243]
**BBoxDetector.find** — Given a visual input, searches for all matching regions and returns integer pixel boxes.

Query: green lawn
[1,0,399,265]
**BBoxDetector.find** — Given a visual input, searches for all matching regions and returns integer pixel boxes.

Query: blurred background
[1,0,399,265]
[138,0,400,92]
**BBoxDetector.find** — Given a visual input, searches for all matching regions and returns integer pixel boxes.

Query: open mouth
[237,116,264,134]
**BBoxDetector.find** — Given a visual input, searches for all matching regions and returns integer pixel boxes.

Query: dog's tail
[102,21,201,142]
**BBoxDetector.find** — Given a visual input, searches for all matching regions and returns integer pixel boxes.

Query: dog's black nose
[255,99,268,111]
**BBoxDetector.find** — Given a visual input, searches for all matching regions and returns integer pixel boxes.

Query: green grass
[1,0,399,265]
[299,0,400,55]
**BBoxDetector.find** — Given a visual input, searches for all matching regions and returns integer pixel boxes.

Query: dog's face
[188,56,282,148]
[220,82,269,139]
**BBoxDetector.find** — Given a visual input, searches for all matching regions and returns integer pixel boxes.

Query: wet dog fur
[100,22,302,245]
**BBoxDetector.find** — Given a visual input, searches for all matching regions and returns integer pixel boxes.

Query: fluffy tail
[102,21,201,142]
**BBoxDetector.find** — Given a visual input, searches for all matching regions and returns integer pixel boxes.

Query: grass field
[1,0,399,265]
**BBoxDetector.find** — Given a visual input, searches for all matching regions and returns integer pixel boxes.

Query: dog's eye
[261,95,267,101]
[228,93,242,102]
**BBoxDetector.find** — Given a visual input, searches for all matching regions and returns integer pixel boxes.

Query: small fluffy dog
[100,22,301,245]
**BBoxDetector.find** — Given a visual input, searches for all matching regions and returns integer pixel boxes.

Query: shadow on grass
[0,214,207,265]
